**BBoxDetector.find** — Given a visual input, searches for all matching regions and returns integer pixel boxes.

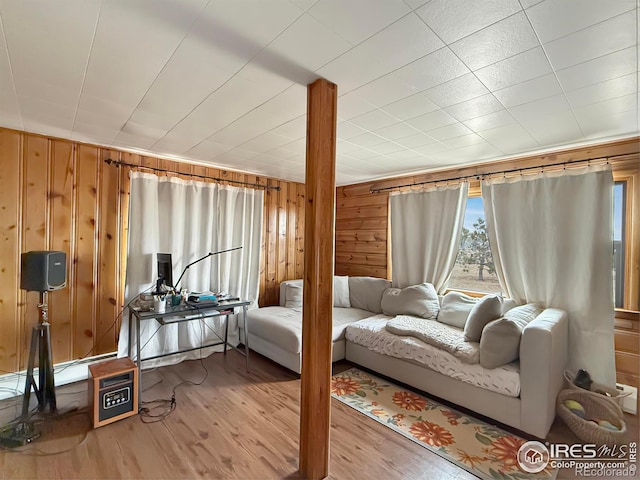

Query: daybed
[242,276,568,439]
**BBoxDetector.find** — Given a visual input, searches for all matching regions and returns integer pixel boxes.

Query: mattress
[345,316,521,398]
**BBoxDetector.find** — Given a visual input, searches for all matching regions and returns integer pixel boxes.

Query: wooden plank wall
[335,137,639,387]
[0,128,304,374]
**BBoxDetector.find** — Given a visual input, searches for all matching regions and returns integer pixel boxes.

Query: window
[613,181,626,309]
[447,196,501,294]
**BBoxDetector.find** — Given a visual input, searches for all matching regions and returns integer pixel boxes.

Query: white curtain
[117,172,263,367]
[482,166,615,386]
[390,183,468,292]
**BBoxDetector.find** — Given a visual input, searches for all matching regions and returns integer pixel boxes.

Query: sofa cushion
[348,276,391,313]
[247,306,373,353]
[437,292,477,329]
[479,303,543,369]
[284,283,303,310]
[334,276,351,308]
[463,294,502,342]
[381,283,440,319]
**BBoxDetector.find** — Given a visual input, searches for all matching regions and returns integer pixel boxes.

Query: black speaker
[20,251,67,292]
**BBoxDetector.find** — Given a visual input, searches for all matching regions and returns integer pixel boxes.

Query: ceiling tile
[19,95,75,133]
[337,121,369,139]
[444,133,486,149]
[450,12,539,70]
[349,109,398,130]
[271,115,306,139]
[544,11,637,70]
[345,147,381,159]
[413,142,451,156]
[267,146,299,159]
[394,47,469,92]
[1,0,100,107]
[316,49,390,94]
[349,132,388,147]
[351,74,419,108]
[521,111,584,146]
[368,141,406,155]
[403,0,430,9]
[348,13,443,74]
[336,139,361,155]
[445,94,504,121]
[480,123,539,152]
[308,0,410,44]
[261,13,351,72]
[520,0,544,8]
[338,92,377,120]
[572,93,637,121]
[508,94,572,123]
[374,122,421,140]
[463,110,516,132]
[422,73,490,108]
[556,47,637,91]
[184,140,235,158]
[79,0,208,140]
[71,121,120,145]
[416,0,522,44]
[388,149,427,161]
[426,123,472,141]
[393,133,437,148]
[430,142,502,163]
[493,73,563,108]
[0,17,21,129]
[381,93,440,120]
[566,74,637,108]
[526,0,636,44]
[578,109,638,140]
[406,109,457,131]
[474,47,552,91]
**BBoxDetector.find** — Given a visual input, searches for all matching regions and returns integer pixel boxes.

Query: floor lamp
[0,251,67,447]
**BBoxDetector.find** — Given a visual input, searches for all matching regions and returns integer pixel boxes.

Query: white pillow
[381,283,440,319]
[437,292,477,329]
[334,276,351,308]
[284,284,303,310]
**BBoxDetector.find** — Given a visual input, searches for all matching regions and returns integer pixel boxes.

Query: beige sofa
[242,276,568,439]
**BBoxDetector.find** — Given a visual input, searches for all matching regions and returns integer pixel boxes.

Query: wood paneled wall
[0,128,304,374]
[335,137,639,387]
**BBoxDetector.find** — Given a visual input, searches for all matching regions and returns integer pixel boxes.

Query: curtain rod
[368,154,630,194]
[104,158,281,191]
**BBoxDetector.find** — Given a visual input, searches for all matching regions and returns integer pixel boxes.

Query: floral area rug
[331,368,556,480]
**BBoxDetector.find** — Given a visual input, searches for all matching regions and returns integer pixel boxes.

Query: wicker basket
[557,389,627,445]
[563,370,631,407]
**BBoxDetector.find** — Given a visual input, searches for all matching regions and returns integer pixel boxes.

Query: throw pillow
[437,291,478,329]
[381,283,440,319]
[348,276,391,313]
[284,284,303,310]
[479,303,543,369]
[334,276,351,308]
[463,294,502,342]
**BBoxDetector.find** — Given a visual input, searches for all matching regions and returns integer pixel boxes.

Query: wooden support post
[299,78,337,480]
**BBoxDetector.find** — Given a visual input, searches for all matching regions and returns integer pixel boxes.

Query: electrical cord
[138,321,209,424]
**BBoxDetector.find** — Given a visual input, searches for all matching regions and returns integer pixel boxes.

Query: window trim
[613,167,639,312]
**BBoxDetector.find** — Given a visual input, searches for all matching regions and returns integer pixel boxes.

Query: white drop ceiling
[0,0,638,185]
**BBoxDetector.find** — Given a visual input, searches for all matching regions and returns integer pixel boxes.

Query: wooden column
[299,78,337,479]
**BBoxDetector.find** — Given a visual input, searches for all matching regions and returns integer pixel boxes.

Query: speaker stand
[0,292,56,447]
[22,291,57,416]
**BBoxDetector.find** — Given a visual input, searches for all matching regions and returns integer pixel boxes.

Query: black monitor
[157,253,173,292]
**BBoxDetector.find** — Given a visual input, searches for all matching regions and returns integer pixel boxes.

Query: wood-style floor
[0,351,637,480]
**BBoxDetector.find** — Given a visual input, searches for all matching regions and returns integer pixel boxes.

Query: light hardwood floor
[0,351,637,480]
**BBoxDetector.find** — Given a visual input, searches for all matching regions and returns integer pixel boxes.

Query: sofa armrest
[519,308,568,438]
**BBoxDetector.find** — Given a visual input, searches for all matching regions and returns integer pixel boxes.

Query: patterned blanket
[386,315,479,364]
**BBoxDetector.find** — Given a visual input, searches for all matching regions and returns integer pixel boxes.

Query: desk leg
[128,308,132,358]
[223,313,229,355]
[243,305,249,372]
[136,315,141,409]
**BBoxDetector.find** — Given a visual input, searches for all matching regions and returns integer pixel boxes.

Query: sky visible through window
[613,183,623,241]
